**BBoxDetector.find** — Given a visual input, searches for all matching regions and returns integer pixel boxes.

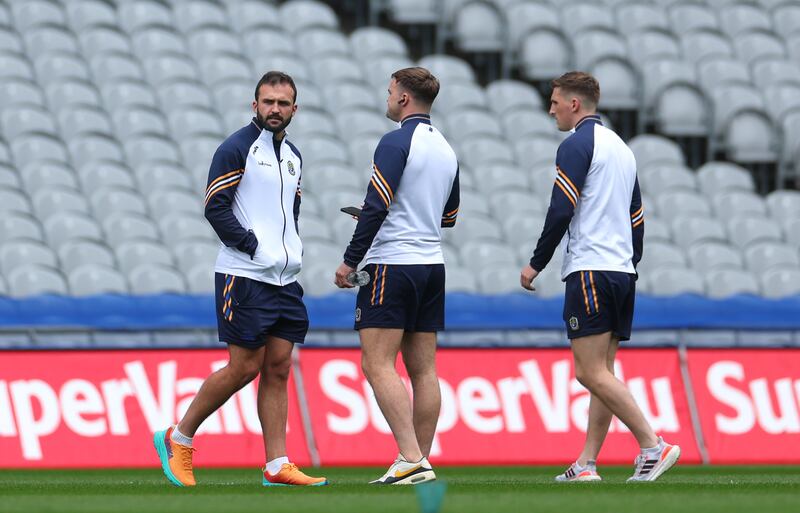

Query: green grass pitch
[1,466,798,513]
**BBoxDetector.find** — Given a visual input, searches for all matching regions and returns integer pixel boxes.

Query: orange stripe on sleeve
[373,166,394,201]
[632,218,644,228]
[631,207,643,219]
[370,176,390,208]
[557,168,580,198]
[204,178,241,206]
[555,180,577,207]
[206,169,243,192]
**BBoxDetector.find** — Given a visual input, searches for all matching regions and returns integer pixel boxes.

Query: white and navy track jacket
[530,115,644,280]
[204,118,303,286]
[343,113,460,267]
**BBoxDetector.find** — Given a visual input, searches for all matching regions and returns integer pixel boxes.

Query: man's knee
[229,359,261,385]
[264,356,292,382]
[574,365,602,390]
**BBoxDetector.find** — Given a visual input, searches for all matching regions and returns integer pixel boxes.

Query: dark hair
[551,71,600,108]
[391,67,440,106]
[255,71,297,102]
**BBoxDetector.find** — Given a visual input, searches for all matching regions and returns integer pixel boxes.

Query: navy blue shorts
[563,270,636,341]
[215,273,308,348]
[354,263,445,332]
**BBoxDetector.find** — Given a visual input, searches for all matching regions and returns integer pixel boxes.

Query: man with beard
[153,71,326,487]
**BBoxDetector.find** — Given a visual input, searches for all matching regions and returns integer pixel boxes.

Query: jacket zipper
[274,140,289,285]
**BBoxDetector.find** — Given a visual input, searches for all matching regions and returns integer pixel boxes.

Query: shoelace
[179,446,196,471]
[284,463,299,474]
[632,454,646,475]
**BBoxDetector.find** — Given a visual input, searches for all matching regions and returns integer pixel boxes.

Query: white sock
[585,460,597,469]
[170,426,193,447]
[266,456,290,475]
[642,438,663,454]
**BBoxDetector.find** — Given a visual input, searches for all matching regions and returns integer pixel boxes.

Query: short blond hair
[551,71,600,108]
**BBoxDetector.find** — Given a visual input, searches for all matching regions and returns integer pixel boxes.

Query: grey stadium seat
[159,214,215,243]
[458,135,515,168]
[68,134,125,165]
[502,214,544,250]
[733,30,787,67]
[705,269,760,298]
[349,27,408,60]
[501,108,557,141]
[655,191,712,218]
[102,213,160,246]
[324,82,381,112]
[534,264,567,299]
[89,52,144,83]
[160,80,214,111]
[185,264,215,294]
[698,58,750,94]
[57,106,114,141]
[142,53,200,85]
[290,107,336,138]
[298,263,339,297]
[514,138,560,169]
[302,135,350,166]
[386,0,438,25]
[173,240,219,272]
[118,1,175,33]
[642,216,670,243]
[766,190,800,219]
[719,3,772,37]
[279,0,338,33]
[744,242,800,274]
[0,213,44,243]
[131,25,188,56]
[617,3,669,33]
[124,135,182,167]
[148,190,199,219]
[453,1,504,53]
[0,164,20,189]
[34,52,91,82]
[211,81,254,113]
[128,264,187,294]
[174,0,229,33]
[419,54,476,84]
[636,241,687,276]
[670,216,727,248]
[58,240,115,273]
[751,59,800,90]
[68,264,129,296]
[241,28,296,60]
[644,266,705,297]
[298,216,333,242]
[687,241,744,273]
[301,163,361,195]
[505,1,559,47]
[711,191,768,220]
[253,52,313,84]
[68,2,118,33]
[1,104,56,140]
[434,82,488,114]
[773,4,800,39]
[43,213,103,248]
[781,110,800,163]
[638,163,696,195]
[32,188,90,220]
[486,80,543,115]
[591,57,639,110]
[295,27,350,59]
[19,161,78,194]
[478,267,525,295]
[443,213,503,245]
[0,188,32,215]
[0,79,45,109]
[180,135,222,178]
[24,24,80,56]
[669,3,719,34]
[362,55,414,87]
[564,2,615,32]
[229,1,281,33]
[696,162,755,194]
[310,55,364,84]
[11,132,70,167]
[348,133,382,169]
[445,266,479,293]
[169,108,224,137]
[0,241,57,273]
[7,265,67,297]
[91,186,148,218]
[100,81,158,110]
[0,27,23,53]
[519,29,571,82]
[724,111,779,163]
[78,160,136,190]
[136,163,193,193]
[479,166,533,197]
[113,107,169,139]
[444,109,502,140]
[573,28,628,70]
[760,269,800,298]
[115,240,174,274]
[626,30,681,67]
[628,135,685,167]
[680,30,734,65]
[0,53,35,82]
[460,240,517,273]
[199,53,251,87]
[727,217,784,249]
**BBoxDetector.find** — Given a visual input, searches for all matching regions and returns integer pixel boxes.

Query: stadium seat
[445,265,480,293]
[348,133,382,168]
[766,190,800,219]
[128,264,187,294]
[113,107,169,139]
[687,241,744,273]
[361,55,415,87]
[169,108,224,137]
[773,3,800,39]
[670,216,727,248]
[0,26,22,54]
[627,29,681,67]
[158,214,216,243]
[115,240,174,274]
[477,167,533,197]
[533,264,567,298]
[199,53,252,87]
[669,1,718,34]
[58,240,115,273]
[67,1,118,32]
[616,3,669,33]
[453,1,504,53]
[711,191,768,220]
[0,79,46,109]
[90,186,148,218]
[477,267,525,295]
[565,2,616,33]
[434,81,488,114]
[295,27,350,59]
[89,52,144,83]
[78,161,136,191]
[32,188,90,220]
[486,79,543,115]
[590,57,639,110]
[68,264,129,296]
[0,53,35,82]
[148,189,199,219]
[443,213,503,245]
[324,82,381,112]
[501,108,557,142]
[298,216,333,242]
[142,53,200,85]
[636,241,687,275]
[124,135,182,167]
[1,104,56,140]
[652,86,706,136]
[297,263,339,297]
[751,59,800,90]
[727,217,784,249]
[241,28,295,60]
[638,163,696,194]
[11,132,71,168]
[19,161,78,194]
[136,163,193,194]
[309,55,364,84]
[519,29,571,82]
[644,266,705,296]
[253,51,314,84]
[173,239,219,272]
[724,111,779,163]
[680,29,734,65]
[697,58,750,96]
[574,28,628,71]
[57,106,114,141]
[349,27,408,60]
[0,241,57,273]
[705,269,761,298]
[100,81,158,110]
[34,52,91,82]
[279,0,339,33]
[642,216,670,243]
[502,213,544,248]
[6,264,68,297]
[628,135,685,167]
[763,84,800,124]
[744,242,800,274]
[118,1,175,33]
[0,164,18,188]
[173,1,229,33]
[102,213,161,247]
[780,110,800,163]
[24,24,80,57]
[514,137,560,169]
[68,134,126,165]
[444,109,503,141]
[733,30,787,66]
[130,25,188,56]
[696,162,755,194]
[760,268,800,298]
[0,188,32,215]
[0,213,44,243]
[458,135,515,168]
[228,0,281,32]
[43,212,103,248]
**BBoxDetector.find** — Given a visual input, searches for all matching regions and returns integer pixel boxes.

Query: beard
[257,111,293,133]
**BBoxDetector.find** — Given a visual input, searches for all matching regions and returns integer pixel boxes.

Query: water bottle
[346,270,371,287]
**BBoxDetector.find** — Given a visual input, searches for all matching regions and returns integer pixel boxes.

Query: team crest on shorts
[355,307,361,322]
[569,316,579,331]
[287,161,295,175]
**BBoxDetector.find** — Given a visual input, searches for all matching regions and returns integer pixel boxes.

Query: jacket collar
[574,114,602,131]
[400,113,432,127]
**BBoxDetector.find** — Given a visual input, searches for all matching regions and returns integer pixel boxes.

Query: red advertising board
[298,348,701,465]
[686,349,800,464]
[0,350,310,468]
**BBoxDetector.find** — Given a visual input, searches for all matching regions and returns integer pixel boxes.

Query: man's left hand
[520,264,539,291]
[335,262,356,288]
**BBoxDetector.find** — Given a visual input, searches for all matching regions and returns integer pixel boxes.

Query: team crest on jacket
[287,161,295,175]
[569,316,579,331]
